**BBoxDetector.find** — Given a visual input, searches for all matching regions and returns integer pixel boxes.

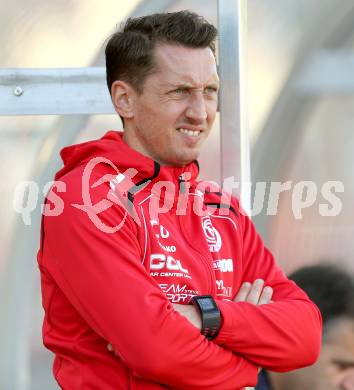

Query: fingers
[258,286,273,305]
[246,279,265,305]
[234,281,252,302]
[234,279,273,305]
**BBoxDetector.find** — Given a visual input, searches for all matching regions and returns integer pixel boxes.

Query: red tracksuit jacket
[38,131,322,389]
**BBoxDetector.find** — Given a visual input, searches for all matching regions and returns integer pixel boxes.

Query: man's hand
[108,281,274,354]
[172,303,202,330]
[234,279,273,305]
[171,280,273,333]
[172,280,273,332]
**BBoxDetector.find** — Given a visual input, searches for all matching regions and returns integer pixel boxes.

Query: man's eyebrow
[167,83,193,89]
[331,358,354,367]
[165,82,220,89]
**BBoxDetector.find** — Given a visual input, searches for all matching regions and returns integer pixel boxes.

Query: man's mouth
[177,128,201,137]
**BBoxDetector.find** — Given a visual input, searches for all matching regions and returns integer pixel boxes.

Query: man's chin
[177,150,200,165]
[160,152,199,167]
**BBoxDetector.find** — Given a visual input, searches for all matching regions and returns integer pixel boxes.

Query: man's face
[270,318,354,390]
[125,43,219,166]
[322,318,354,389]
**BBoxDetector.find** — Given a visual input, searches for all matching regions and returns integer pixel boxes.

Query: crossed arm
[171,279,274,331]
[172,271,321,372]
[108,279,273,375]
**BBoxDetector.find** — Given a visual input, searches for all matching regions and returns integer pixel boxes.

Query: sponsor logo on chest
[150,220,177,253]
[216,279,232,298]
[150,254,191,280]
[159,283,199,303]
[213,258,234,272]
[202,216,222,252]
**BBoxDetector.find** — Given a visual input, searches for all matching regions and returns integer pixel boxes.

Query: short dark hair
[289,264,354,329]
[105,10,217,95]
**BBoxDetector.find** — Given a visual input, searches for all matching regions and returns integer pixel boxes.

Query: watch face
[198,297,216,311]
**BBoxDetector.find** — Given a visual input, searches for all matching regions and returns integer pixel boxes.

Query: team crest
[202,216,222,252]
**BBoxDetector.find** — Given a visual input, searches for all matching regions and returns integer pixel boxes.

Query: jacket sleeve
[213,201,322,372]
[41,177,258,390]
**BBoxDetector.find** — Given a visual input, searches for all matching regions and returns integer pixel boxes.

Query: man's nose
[185,93,207,123]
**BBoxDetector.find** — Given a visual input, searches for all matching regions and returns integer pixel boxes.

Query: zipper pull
[178,174,186,193]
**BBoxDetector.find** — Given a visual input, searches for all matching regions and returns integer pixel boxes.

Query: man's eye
[204,87,218,94]
[173,88,187,94]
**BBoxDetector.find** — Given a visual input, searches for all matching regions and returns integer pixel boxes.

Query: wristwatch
[191,295,221,340]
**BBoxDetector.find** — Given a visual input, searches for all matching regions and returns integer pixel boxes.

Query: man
[38,11,321,389]
[256,264,354,390]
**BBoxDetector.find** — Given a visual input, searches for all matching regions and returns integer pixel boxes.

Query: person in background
[256,264,354,390]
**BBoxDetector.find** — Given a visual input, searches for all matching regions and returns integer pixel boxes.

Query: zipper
[178,174,186,193]
[176,190,216,297]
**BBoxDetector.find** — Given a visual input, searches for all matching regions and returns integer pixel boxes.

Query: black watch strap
[191,295,221,340]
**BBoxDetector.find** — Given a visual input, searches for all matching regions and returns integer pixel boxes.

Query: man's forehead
[153,43,219,86]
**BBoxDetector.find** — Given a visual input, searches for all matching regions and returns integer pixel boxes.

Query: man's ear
[110,80,135,119]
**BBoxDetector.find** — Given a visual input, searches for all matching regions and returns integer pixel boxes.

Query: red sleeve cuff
[215,299,238,345]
